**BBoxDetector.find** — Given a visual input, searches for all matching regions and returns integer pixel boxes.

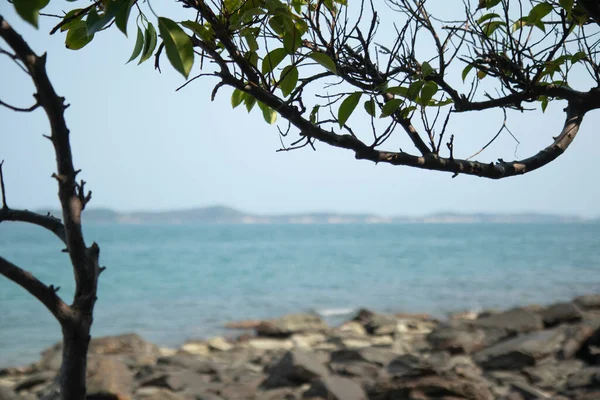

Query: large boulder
[473,329,565,370]
[303,375,367,400]
[256,314,328,338]
[387,352,451,378]
[86,356,134,400]
[38,334,161,371]
[574,294,600,310]
[575,324,600,364]
[427,324,487,354]
[261,350,329,389]
[560,319,600,359]
[541,302,584,327]
[523,359,584,392]
[330,347,394,367]
[472,308,544,335]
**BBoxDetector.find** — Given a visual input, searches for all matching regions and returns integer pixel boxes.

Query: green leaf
[127,27,144,63]
[485,0,502,9]
[232,88,246,108]
[86,7,110,37]
[338,92,361,127]
[399,105,417,119]
[540,96,549,112]
[420,81,438,105]
[462,64,474,81]
[477,70,487,79]
[262,48,287,74]
[115,0,135,36]
[258,101,277,124]
[139,23,157,64]
[279,65,299,97]
[308,52,337,74]
[386,86,409,97]
[528,2,553,24]
[477,13,501,23]
[364,99,376,117]
[283,29,302,54]
[407,81,424,101]
[243,31,259,51]
[158,18,194,78]
[65,20,94,50]
[310,105,320,123]
[381,99,403,117]
[481,21,505,37]
[60,9,84,32]
[421,62,434,77]
[181,21,215,43]
[13,0,49,28]
[245,95,257,112]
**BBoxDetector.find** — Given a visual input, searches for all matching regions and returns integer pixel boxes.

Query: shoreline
[1,293,599,400]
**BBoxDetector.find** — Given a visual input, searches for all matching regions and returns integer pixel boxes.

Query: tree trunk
[60,321,91,400]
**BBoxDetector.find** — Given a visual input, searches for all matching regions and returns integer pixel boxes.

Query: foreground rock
[3,293,600,400]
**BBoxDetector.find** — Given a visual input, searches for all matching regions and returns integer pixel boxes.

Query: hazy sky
[1,2,599,216]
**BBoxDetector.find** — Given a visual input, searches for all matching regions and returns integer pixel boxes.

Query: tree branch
[0,256,72,324]
[0,208,66,243]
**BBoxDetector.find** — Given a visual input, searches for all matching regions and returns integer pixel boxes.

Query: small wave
[316,307,357,317]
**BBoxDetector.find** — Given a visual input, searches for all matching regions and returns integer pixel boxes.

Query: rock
[575,324,600,364]
[560,319,600,359]
[247,338,294,351]
[363,314,398,336]
[218,382,261,399]
[427,324,487,354]
[523,359,584,391]
[303,375,367,400]
[473,329,565,370]
[225,320,263,330]
[387,352,451,377]
[330,347,394,367]
[542,302,584,327]
[566,367,600,389]
[157,354,219,373]
[339,338,372,349]
[368,374,494,400]
[291,333,327,350]
[261,351,329,389]
[337,322,367,337]
[13,371,55,392]
[256,314,327,338]
[574,294,600,310]
[90,334,161,367]
[472,308,544,334]
[86,356,134,400]
[370,335,394,347]
[509,381,554,399]
[180,342,210,356]
[207,337,233,352]
[0,387,20,400]
[329,362,379,381]
[450,310,480,321]
[135,388,187,400]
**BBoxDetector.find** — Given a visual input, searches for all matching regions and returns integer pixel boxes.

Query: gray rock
[387,352,451,377]
[135,388,188,400]
[473,329,565,370]
[509,381,554,399]
[363,314,398,336]
[261,351,329,389]
[13,371,55,392]
[574,294,600,310]
[86,356,134,400]
[472,308,544,334]
[566,367,600,389]
[303,375,367,400]
[427,324,487,354]
[256,314,327,338]
[560,319,600,359]
[0,387,20,400]
[329,347,393,367]
[575,324,600,364]
[523,359,584,391]
[542,302,584,327]
[367,374,494,400]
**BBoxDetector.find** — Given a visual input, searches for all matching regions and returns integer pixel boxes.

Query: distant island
[36,206,598,224]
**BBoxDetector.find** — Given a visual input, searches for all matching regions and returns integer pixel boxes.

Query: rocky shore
[1,294,600,400]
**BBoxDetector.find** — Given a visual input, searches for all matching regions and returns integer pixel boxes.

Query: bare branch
[0,256,72,324]
[0,99,39,112]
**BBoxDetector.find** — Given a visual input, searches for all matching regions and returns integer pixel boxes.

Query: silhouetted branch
[0,256,72,324]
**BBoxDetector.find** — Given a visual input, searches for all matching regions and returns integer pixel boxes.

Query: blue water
[1,222,599,367]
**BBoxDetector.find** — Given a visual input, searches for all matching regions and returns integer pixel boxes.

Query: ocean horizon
[1,222,599,368]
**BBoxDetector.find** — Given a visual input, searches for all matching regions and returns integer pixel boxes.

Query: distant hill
[36,206,596,224]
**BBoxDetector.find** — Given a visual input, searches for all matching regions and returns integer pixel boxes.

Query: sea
[1,222,599,368]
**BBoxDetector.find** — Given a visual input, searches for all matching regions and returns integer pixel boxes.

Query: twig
[0,160,7,209]
[0,99,39,112]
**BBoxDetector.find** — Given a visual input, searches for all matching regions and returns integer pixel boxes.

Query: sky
[1,1,599,217]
